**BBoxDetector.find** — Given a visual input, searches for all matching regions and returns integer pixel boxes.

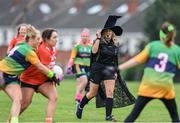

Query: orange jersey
[20,42,57,85]
[7,36,25,52]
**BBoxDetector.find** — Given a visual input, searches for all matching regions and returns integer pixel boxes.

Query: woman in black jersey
[75,15,123,122]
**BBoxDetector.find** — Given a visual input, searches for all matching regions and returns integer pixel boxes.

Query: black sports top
[95,39,118,66]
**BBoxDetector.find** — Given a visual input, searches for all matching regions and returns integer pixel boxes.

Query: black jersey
[92,39,118,66]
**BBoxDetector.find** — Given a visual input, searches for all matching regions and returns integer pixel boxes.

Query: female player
[119,22,180,122]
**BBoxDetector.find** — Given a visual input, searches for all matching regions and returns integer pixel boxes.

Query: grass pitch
[0,79,180,122]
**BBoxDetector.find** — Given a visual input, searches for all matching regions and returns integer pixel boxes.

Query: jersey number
[154,53,168,72]
[8,46,20,57]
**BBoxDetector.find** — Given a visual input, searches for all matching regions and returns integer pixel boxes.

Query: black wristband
[96,38,101,40]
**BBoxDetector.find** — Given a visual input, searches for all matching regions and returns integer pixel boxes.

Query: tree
[144,0,180,44]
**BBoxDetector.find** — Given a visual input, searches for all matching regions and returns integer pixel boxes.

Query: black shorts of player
[0,72,20,87]
[89,62,116,85]
[73,64,90,78]
[21,79,51,92]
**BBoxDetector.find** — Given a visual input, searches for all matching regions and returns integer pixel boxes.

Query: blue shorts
[0,71,20,88]
[73,64,90,78]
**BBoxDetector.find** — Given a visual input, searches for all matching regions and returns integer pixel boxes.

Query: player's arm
[178,62,180,70]
[92,30,101,54]
[177,49,180,70]
[67,47,77,68]
[7,38,16,54]
[26,50,54,77]
[119,48,149,71]
[26,50,60,85]
[70,47,78,60]
[92,39,100,54]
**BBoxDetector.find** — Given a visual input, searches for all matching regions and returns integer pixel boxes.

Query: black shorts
[21,80,51,91]
[21,82,39,91]
[89,62,116,85]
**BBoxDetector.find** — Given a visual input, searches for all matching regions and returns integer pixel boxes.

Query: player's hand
[51,73,61,86]
[96,29,101,39]
[66,67,73,75]
[59,74,64,81]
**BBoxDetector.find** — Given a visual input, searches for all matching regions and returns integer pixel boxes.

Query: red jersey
[20,42,56,85]
[7,36,25,52]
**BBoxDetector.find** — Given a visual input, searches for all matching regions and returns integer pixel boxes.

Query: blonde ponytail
[25,25,40,42]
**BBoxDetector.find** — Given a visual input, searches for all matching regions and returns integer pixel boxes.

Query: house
[0,0,155,69]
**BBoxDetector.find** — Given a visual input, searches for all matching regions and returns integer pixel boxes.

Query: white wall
[0,27,148,56]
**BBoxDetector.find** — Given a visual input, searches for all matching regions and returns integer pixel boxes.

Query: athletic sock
[10,116,18,123]
[75,93,82,101]
[105,98,113,117]
[79,95,90,108]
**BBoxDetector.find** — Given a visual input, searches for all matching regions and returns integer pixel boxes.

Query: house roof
[0,0,154,32]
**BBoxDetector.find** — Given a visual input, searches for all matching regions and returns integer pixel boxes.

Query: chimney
[127,0,139,14]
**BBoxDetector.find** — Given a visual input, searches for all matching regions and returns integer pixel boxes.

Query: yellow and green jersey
[70,43,92,66]
[0,42,40,75]
[134,41,180,99]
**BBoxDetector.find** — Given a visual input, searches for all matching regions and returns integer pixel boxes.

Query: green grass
[0,79,180,122]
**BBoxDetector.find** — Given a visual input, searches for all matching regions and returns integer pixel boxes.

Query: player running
[67,28,92,104]
[0,25,59,123]
[20,28,61,123]
[119,22,180,122]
